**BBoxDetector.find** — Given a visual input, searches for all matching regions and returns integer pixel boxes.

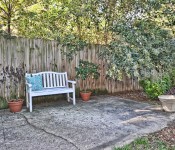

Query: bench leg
[26,92,29,108]
[67,93,70,102]
[73,91,76,105]
[29,95,33,112]
[72,84,76,105]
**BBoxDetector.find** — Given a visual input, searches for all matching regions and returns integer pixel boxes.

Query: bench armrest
[67,80,76,84]
[25,83,32,88]
[25,83,32,93]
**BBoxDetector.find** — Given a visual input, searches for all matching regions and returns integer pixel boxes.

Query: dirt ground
[114,91,175,148]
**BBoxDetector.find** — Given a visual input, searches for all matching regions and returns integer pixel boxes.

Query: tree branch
[0,7,8,15]
[3,0,9,10]
[0,15,8,20]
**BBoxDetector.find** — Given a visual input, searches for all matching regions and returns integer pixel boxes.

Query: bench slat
[56,74,59,87]
[65,72,68,87]
[50,73,53,88]
[53,74,56,87]
[60,74,62,86]
[43,74,46,88]
[63,74,65,86]
[46,73,50,87]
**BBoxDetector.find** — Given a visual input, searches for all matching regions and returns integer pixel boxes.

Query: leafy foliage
[61,34,87,61]
[0,66,25,102]
[100,1,175,80]
[0,96,8,109]
[140,75,172,99]
[0,0,175,84]
[75,60,100,92]
[169,69,175,87]
[1,1,174,44]
[0,0,30,35]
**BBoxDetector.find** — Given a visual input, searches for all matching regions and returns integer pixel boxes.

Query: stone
[158,95,175,112]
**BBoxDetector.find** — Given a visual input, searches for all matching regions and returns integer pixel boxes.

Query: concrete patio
[0,95,175,150]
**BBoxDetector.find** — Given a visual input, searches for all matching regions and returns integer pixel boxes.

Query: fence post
[25,38,30,72]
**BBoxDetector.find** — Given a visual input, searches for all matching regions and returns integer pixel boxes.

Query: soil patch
[113,90,162,105]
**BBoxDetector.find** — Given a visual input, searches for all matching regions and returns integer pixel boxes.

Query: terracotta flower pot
[80,91,92,101]
[8,99,23,113]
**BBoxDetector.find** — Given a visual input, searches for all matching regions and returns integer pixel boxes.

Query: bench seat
[31,87,74,97]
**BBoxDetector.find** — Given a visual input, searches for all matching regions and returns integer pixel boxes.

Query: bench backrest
[26,72,68,88]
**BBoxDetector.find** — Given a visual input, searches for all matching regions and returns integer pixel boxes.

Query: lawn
[115,137,174,150]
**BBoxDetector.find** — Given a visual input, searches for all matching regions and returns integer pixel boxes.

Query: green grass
[115,137,175,150]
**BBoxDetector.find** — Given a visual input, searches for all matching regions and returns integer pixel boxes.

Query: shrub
[169,69,175,86]
[0,66,25,102]
[140,75,172,99]
[0,96,8,109]
[75,60,100,92]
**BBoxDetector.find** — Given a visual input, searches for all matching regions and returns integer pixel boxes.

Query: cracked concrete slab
[4,125,77,150]
[0,95,175,150]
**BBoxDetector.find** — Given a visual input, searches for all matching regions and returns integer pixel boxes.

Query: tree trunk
[7,18,11,35]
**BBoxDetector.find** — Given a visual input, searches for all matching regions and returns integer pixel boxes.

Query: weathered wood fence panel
[0,37,141,97]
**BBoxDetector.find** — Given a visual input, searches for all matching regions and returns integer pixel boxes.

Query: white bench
[25,72,76,112]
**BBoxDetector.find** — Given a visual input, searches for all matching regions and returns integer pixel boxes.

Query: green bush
[0,96,8,109]
[75,60,100,92]
[169,69,175,86]
[140,75,172,99]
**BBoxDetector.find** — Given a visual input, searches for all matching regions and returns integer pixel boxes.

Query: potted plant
[75,60,100,101]
[0,66,25,112]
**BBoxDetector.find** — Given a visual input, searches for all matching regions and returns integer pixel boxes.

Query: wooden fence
[0,36,141,97]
